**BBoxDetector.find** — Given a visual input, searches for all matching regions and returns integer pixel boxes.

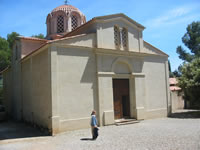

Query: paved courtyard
[0,110,200,150]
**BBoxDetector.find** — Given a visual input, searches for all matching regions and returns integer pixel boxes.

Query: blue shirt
[91,115,98,126]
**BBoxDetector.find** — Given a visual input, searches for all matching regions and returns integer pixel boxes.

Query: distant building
[2,4,170,135]
[169,78,184,111]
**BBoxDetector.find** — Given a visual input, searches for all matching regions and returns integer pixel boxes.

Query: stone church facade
[2,4,170,135]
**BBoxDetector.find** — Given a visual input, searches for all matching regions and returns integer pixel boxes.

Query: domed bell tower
[46,2,86,40]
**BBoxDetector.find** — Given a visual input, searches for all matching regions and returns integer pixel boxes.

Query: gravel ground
[1,114,200,150]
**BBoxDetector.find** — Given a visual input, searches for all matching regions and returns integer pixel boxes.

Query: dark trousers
[92,127,99,139]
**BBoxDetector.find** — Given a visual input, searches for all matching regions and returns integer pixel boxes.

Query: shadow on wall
[169,110,200,119]
[57,47,98,117]
[0,121,49,141]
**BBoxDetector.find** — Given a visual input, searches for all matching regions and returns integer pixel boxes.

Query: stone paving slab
[0,110,200,150]
[0,121,49,142]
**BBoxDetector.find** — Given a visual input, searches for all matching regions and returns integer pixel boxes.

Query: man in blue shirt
[91,110,98,140]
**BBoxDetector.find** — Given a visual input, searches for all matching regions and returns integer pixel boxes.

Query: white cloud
[145,4,200,28]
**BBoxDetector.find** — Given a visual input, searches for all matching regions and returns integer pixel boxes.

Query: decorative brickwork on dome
[52,5,84,15]
[46,4,86,40]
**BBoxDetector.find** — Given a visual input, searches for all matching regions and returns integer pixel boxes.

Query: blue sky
[0,0,200,71]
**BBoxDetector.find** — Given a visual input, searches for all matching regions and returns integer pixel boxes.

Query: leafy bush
[178,58,200,108]
[176,21,200,108]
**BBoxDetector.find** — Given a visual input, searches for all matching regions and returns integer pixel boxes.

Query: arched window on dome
[114,26,121,49]
[48,19,51,35]
[71,15,78,30]
[57,15,64,33]
[121,28,128,50]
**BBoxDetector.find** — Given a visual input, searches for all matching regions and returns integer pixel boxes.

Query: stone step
[115,119,140,126]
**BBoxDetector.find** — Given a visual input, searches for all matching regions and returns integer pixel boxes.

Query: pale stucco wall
[171,91,184,111]
[143,56,169,118]
[97,54,143,73]
[96,50,169,122]
[96,53,146,124]
[3,68,12,116]
[143,42,160,55]
[11,41,22,120]
[97,20,142,52]
[21,49,51,129]
[51,46,97,132]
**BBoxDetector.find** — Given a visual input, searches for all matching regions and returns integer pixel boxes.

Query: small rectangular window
[114,26,121,49]
[122,28,128,50]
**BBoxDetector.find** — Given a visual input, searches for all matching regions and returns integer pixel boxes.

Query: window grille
[71,15,78,30]
[122,28,128,49]
[114,26,121,49]
[57,15,64,33]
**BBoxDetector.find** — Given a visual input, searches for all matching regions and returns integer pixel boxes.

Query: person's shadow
[80,138,94,141]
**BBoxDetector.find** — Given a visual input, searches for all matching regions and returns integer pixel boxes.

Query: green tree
[176,21,200,62]
[0,36,10,72]
[7,32,20,50]
[31,33,45,39]
[176,21,200,108]
[179,59,200,108]
[0,32,20,104]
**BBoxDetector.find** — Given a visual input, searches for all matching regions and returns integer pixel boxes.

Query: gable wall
[143,42,166,56]
[21,39,46,58]
[97,19,142,52]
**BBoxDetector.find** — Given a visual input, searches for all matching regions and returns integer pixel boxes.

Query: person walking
[91,110,99,140]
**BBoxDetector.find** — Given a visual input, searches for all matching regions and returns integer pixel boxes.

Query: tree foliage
[0,32,20,72]
[7,32,20,50]
[179,59,200,108]
[31,33,45,39]
[0,36,11,72]
[176,21,200,108]
[176,21,200,62]
[0,32,46,72]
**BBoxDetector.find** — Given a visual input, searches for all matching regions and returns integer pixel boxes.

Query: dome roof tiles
[52,4,84,16]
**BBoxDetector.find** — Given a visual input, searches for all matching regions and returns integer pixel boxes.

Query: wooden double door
[113,79,130,119]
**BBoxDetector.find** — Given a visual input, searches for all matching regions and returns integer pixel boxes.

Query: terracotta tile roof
[170,86,181,91]
[51,5,85,17]
[19,36,48,42]
[169,78,178,85]
[169,78,181,91]
[52,5,80,13]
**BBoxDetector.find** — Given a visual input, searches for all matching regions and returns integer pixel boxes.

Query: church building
[2,3,171,135]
